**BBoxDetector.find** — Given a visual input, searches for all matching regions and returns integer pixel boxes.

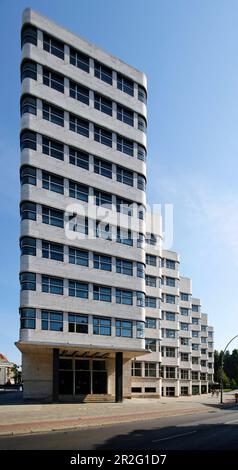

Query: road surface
[0,406,238,450]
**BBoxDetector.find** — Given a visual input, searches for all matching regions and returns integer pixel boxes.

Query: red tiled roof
[0,354,9,362]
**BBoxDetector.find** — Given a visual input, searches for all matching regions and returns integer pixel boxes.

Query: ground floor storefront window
[59,358,107,395]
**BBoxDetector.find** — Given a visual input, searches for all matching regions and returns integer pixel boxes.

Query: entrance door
[75,359,90,395]
[92,360,107,394]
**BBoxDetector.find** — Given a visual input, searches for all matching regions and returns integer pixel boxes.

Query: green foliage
[214,349,238,387]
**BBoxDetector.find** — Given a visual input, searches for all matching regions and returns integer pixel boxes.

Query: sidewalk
[0,392,237,436]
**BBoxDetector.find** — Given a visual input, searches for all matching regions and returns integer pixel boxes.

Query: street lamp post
[220,334,238,404]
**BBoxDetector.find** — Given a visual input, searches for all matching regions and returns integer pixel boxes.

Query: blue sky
[1,0,238,363]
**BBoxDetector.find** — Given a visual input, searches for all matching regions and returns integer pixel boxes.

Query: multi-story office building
[17,9,214,401]
[131,247,214,398]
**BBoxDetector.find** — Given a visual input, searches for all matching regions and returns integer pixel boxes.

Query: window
[137,232,145,249]
[180,323,189,331]
[146,254,156,266]
[43,33,64,59]
[43,102,64,127]
[70,81,89,105]
[69,281,88,299]
[192,356,199,364]
[181,353,189,361]
[131,387,142,393]
[117,74,134,96]
[21,60,37,81]
[21,25,37,47]
[94,93,112,116]
[116,197,133,216]
[116,320,132,337]
[116,227,133,246]
[117,105,134,126]
[166,259,176,269]
[69,248,88,266]
[20,201,36,221]
[145,317,156,329]
[42,171,64,194]
[137,175,146,191]
[208,342,213,348]
[94,126,112,147]
[70,212,89,236]
[42,136,64,161]
[145,339,156,351]
[94,190,112,208]
[138,115,147,132]
[93,285,111,302]
[164,347,176,358]
[131,362,142,377]
[163,329,176,339]
[180,307,189,316]
[145,275,157,287]
[41,310,63,331]
[181,292,189,301]
[117,136,134,156]
[20,95,37,116]
[69,181,89,202]
[20,308,36,329]
[201,337,207,343]
[192,304,199,312]
[69,147,89,169]
[192,317,199,324]
[116,166,133,186]
[138,85,147,103]
[69,214,87,236]
[181,387,188,396]
[95,220,112,240]
[70,47,89,72]
[165,294,175,304]
[20,272,36,291]
[68,313,88,333]
[162,311,176,321]
[208,331,213,337]
[94,157,112,178]
[201,325,207,332]
[145,363,156,377]
[20,237,36,256]
[136,321,145,338]
[69,114,89,137]
[20,130,37,151]
[138,145,146,161]
[20,166,36,185]
[137,262,145,278]
[192,343,199,351]
[42,276,63,295]
[42,206,64,228]
[166,277,176,287]
[42,241,64,261]
[93,254,112,271]
[201,349,207,355]
[116,289,133,305]
[181,369,189,380]
[43,67,64,93]
[145,297,156,309]
[166,367,176,379]
[201,360,206,367]
[146,234,157,246]
[93,317,111,335]
[137,291,145,307]
[192,330,199,338]
[116,258,133,276]
[181,337,189,346]
[192,371,199,380]
[94,61,112,85]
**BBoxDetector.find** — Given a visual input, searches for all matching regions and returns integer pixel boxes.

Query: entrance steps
[59,394,114,403]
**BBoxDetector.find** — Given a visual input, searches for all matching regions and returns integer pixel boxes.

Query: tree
[214,349,238,387]
[11,364,22,385]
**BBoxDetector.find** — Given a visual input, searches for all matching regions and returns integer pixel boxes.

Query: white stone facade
[17,9,214,400]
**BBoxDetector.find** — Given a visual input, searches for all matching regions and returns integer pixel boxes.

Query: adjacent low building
[0,354,14,385]
[16,8,214,401]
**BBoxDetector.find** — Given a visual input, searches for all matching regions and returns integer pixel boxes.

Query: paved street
[0,406,238,450]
